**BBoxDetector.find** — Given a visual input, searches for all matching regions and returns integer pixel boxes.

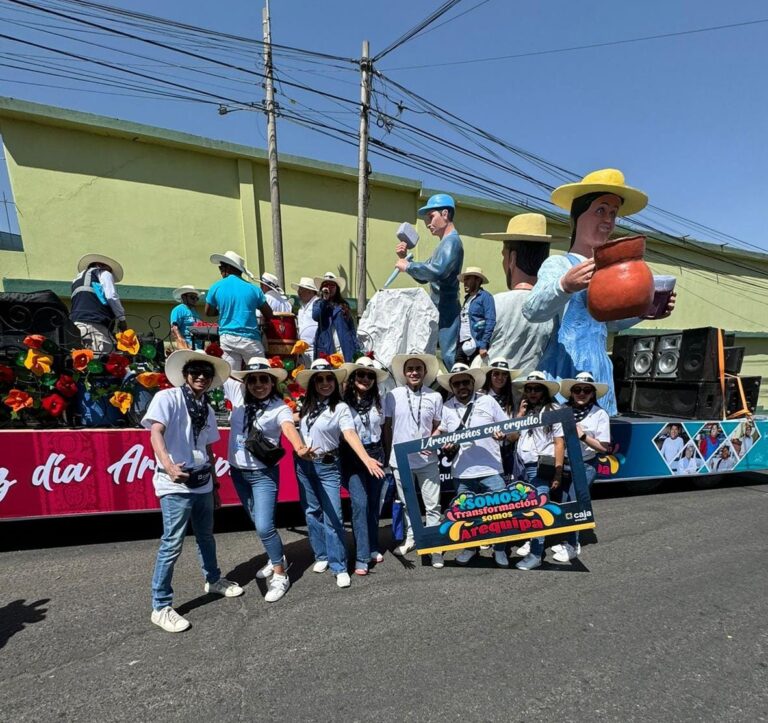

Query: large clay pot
[587,235,654,322]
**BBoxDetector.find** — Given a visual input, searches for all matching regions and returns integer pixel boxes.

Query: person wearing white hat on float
[259,272,292,313]
[555,371,611,564]
[482,213,555,371]
[382,352,445,567]
[437,362,511,568]
[294,359,385,589]
[455,266,496,365]
[170,285,204,350]
[291,276,319,364]
[509,371,564,570]
[223,358,307,603]
[70,253,127,354]
[141,350,243,633]
[479,358,523,477]
[312,272,359,362]
[522,170,675,415]
[205,250,273,371]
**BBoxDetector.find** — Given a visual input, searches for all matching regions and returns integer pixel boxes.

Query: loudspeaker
[726,376,761,415]
[653,333,683,378]
[611,336,634,382]
[679,327,720,381]
[629,380,722,419]
[629,336,657,378]
[723,346,745,376]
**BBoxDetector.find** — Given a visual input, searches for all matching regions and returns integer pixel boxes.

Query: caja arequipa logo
[439,481,562,543]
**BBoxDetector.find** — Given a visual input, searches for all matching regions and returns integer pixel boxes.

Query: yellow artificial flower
[109,390,133,414]
[136,372,162,389]
[116,329,140,355]
[290,340,309,356]
[24,349,54,377]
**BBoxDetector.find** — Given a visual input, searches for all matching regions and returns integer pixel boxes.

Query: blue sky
[1,0,767,251]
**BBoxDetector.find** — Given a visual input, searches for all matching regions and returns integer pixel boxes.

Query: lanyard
[406,387,424,428]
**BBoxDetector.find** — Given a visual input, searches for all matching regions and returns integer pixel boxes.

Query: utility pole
[263,0,285,287]
[355,40,372,315]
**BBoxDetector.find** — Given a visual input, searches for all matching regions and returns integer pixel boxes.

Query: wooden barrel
[265,313,298,355]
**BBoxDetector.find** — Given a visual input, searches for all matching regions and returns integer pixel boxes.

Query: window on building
[0,133,23,252]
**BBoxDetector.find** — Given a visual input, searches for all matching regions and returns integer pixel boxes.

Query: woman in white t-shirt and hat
[480,357,522,478]
[555,372,611,563]
[295,359,385,588]
[224,357,307,603]
[142,350,243,634]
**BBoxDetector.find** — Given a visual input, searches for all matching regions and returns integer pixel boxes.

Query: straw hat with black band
[164,349,231,389]
[484,357,523,379]
[390,353,440,387]
[173,285,205,303]
[295,358,347,389]
[559,371,609,400]
[436,362,486,392]
[209,250,255,279]
[313,272,346,294]
[511,371,561,397]
[231,357,288,383]
[77,253,124,283]
[341,356,389,384]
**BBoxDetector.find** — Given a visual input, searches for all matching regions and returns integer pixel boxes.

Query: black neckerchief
[305,399,329,432]
[568,401,594,423]
[244,397,270,434]
[181,384,210,447]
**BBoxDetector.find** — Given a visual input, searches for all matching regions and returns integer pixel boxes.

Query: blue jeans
[296,458,347,574]
[562,459,597,547]
[456,473,508,553]
[521,462,550,558]
[341,446,384,571]
[151,492,220,610]
[230,465,284,565]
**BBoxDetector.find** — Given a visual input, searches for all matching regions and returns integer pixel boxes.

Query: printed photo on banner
[672,440,706,476]
[653,422,689,473]
[695,422,725,460]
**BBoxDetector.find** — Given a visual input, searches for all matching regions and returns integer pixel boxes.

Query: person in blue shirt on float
[205,250,273,371]
[455,266,496,365]
[395,193,464,370]
[170,285,204,350]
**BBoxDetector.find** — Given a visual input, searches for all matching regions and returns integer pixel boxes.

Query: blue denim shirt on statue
[406,229,464,309]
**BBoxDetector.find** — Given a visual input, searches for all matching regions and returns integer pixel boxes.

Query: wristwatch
[579,432,587,441]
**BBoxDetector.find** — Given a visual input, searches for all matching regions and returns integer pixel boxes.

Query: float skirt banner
[394,408,596,555]
[0,429,301,521]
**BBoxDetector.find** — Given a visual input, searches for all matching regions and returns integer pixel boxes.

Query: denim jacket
[463,288,496,351]
[312,298,360,361]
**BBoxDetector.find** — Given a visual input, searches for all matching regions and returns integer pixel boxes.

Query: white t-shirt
[297,297,319,351]
[661,435,685,465]
[515,408,564,465]
[440,393,508,479]
[224,380,293,470]
[383,385,443,470]
[348,402,385,445]
[142,387,220,497]
[569,405,611,461]
[299,402,355,455]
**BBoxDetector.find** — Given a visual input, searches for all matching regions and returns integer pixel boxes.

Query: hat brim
[480,232,553,243]
[77,254,124,283]
[458,272,489,284]
[164,350,231,389]
[290,282,318,292]
[559,378,609,399]
[390,353,441,387]
[295,367,347,389]
[210,253,254,279]
[340,362,389,384]
[231,366,288,383]
[172,287,204,303]
[551,182,648,217]
[512,375,561,396]
[314,276,346,294]
[436,368,487,391]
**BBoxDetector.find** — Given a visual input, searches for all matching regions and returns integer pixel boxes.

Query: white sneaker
[205,577,244,597]
[431,552,444,569]
[256,555,288,580]
[515,540,531,557]
[312,560,329,573]
[151,606,190,633]
[494,550,510,568]
[264,573,290,603]
[394,541,415,556]
[515,553,542,571]
[336,572,351,588]
[553,542,578,563]
[456,548,477,566]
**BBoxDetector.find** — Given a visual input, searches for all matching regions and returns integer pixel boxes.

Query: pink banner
[0,429,302,521]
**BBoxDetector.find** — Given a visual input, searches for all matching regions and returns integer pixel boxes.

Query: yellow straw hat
[480,213,553,242]
[551,168,648,217]
[457,266,489,284]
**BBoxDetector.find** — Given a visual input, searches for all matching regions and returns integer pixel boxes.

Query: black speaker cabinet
[611,335,657,380]
[723,346,745,376]
[726,376,761,415]
[653,332,683,379]
[679,327,720,381]
[629,380,721,419]
[611,336,634,382]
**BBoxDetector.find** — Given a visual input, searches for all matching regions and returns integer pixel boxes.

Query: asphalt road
[1,476,767,722]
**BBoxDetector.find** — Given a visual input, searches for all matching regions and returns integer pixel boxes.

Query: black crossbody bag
[244,407,286,467]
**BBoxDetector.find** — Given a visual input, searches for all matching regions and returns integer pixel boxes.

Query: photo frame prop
[394,408,595,555]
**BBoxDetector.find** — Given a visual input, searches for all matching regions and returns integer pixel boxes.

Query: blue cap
[417,193,456,218]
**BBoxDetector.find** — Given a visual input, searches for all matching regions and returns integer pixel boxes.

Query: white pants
[219,334,265,371]
[74,321,114,354]
[392,460,441,544]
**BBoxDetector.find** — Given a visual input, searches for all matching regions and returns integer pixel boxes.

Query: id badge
[191,449,206,466]
[235,434,247,452]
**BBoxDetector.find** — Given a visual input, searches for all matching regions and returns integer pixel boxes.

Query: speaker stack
[612,327,761,419]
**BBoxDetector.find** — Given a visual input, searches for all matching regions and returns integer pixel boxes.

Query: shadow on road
[0,598,50,649]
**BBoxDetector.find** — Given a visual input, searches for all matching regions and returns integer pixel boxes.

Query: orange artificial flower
[23,334,46,349]
[72,349,94,372]
[4,389,33,413]
[136,372,163,389]
[109,391,133,414]
[291,364,305,380]
[290,340,309,356]
[328,353,344,368]
[116,329,140,355]
[24,349,54,377]
[283,397,297,412]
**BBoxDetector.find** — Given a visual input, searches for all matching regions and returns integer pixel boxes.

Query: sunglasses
[186,367,215,379]
[355,371,377,381]
[571,386,594,394]
[246,374,273,384]
[315,374,337,383]
[523,385,544,393]
[451,378,473,388]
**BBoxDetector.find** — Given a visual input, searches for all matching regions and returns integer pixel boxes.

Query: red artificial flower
[54,374,78,398]
[205,342,223,358]
[0,364,14,384]
[3,389,33,413]
[23,334,46,349]
[224,399,233,411]
[317,352,329,361]
[286,382,304,400]
[268,356,284,368]
[41,393,67,418]
[158,373,173,390]
[365,351,375,360]
[71,348,94,372]
[283,397,297,412]
[105,353,130,378]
